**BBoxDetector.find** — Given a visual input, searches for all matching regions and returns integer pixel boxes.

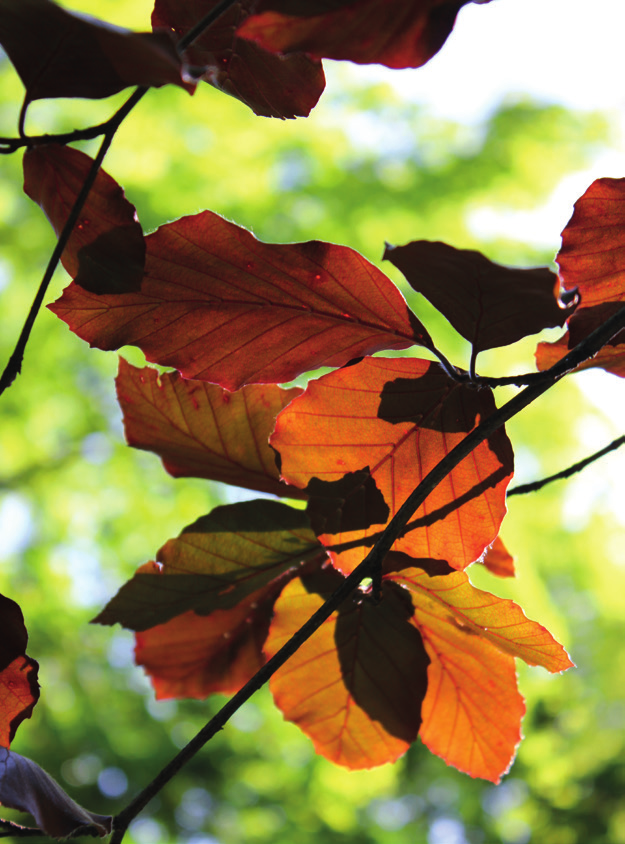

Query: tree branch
[508,434,625,496]
[109,303,625,843]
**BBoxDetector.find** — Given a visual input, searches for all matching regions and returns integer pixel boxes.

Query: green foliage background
[0,2,624,843]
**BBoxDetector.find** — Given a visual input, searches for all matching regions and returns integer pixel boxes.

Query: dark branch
[508,434,625,496]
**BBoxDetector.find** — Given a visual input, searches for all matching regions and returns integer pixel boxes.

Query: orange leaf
[0,594,39,748]
[266,569,429,769]
[272,357,513,574]
[480,535,515,578]
[116,359,304,495]
[387,566,573,781]
[49,210,431,390]
[24,146,145,294]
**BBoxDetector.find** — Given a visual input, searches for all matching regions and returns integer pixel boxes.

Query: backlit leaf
[95,501,323,630]
[0,594,39,748]
[480,535,515,578]
[266,569,429,769]
[387,566,573,781]
[0,0,192,104]
[384,240,574,356]
[135,585,279,699]
[0,748,111,838]
[23,146,145,294]
[50,210,431,390]
[237,0,471,69]
[272,357,514,574]
[117,359,304,495]
[153,0,325,118]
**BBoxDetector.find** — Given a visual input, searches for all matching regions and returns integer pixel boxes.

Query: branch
[508,434,625,496]
[109,305,625,843]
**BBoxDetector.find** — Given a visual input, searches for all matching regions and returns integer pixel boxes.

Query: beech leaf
[271,357,514,574]
[480,535,515,578]
[0,748,111,838]
[23,146,145,294]
[0,594,39,748]
[50,210,431,390]
[153,0,325,118]
[116,359,304,496]
[387,565,573,781]
[384,240,575,356]
[266,569,430,769]
[237,0,472,70]
[95,500,323,630]
[0,0,193,104]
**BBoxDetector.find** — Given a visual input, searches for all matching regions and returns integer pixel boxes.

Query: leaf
[0,594,39,748]
[479,535,515,578]
[237,0,472,70]
[116,359,304,496]
[384,240,575,356]
[152,0,325,118]
[94,500,323,630]
[134,585,280,699]
[387,566,573,781]
[0,748,111,838]
[266,569,430,769]
[50,210,431,390]
[0,0,193,104]
[271,357,514,574]
[23,146,145,294]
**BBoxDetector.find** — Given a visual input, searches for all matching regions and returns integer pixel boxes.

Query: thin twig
[176,0,237,52]
[109,304,625,844]
[508,434,625,496]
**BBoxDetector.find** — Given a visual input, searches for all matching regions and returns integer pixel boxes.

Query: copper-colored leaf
[94,501,322,630]
[266,569,429,769]
[116,358,304,495]
[23,146,145,294]
[0,594,39,748]
[0,748,111,838]
[387,566,573,781]
[135,585,279,699]
[153,0,325,118]
[384,240,575,355]
[480,535,515,578]
[237,0,470,69]
[0,0,192,103]
[271,357,514,574]
[50,210,431,390]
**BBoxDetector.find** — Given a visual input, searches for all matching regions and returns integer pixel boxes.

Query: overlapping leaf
[387,565,573,781]
[135,585,279,699]
[271,357,514,574]
[95,500,323,630]
[116,359,304,495]
[237,0,472,69]
[0,0,192,104]
[153,0,325,118]
[0,594,39,748]
[266,569,430,769]
[384,240,575,356]
[50,210,432,390]
[24,146,145,294]
[480,535,515,578]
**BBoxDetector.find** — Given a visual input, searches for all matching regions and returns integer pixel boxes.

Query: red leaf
[0,748,111,838]
[384,240,575,355]
[0,594,39,748]
[536,328,625,377]
[266,569,429,769]
[480,535,515,578]
[23,146,145,294]
[153,0,325,118]
[237,0,470,70]
[387,566,573,781]
[271,357,514,574]
[0,0,192,103]
[50,210,431,390]
[116,359,304,495]
[135,585,279,699]
[94,501,323,630]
